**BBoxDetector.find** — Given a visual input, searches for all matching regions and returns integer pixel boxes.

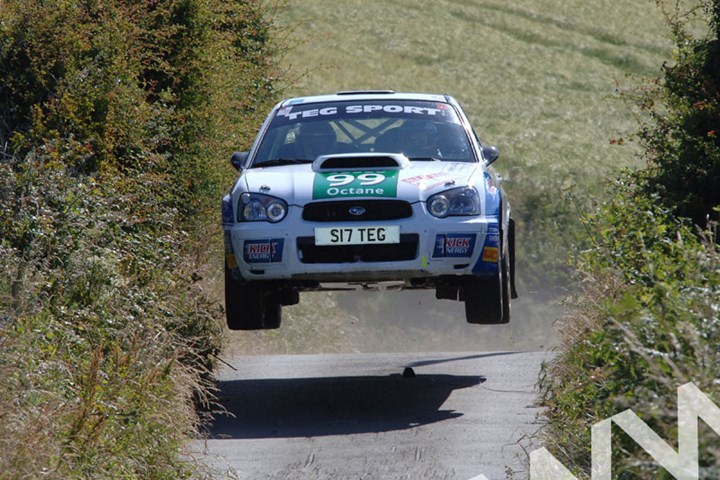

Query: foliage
[0,0,284,477]
[0,162,215,478]
[540,181,720,477]
[540,1,720,477]
[634,0,720,227]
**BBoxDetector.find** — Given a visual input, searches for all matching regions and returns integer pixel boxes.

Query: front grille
[302,200,413,222]
[297,234,419,263]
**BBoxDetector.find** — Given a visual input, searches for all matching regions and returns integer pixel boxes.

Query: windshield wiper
[252,158,313,168]
[408,156,443,162]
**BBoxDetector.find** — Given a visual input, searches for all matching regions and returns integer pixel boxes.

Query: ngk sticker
[244,239,284,263]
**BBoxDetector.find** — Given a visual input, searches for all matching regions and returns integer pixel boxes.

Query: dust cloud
[222,282,565,356]
[331,287,563,353]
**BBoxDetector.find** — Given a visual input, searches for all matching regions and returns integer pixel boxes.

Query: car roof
[278,91,453,108]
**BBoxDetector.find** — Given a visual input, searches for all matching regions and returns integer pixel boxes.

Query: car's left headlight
[238,193,288,222]
[427,187,481,218]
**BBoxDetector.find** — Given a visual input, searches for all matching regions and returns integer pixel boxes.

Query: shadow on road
[206,373,485,439]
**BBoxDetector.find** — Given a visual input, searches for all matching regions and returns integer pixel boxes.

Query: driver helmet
[403,119,439,155]
[298,121,337,159]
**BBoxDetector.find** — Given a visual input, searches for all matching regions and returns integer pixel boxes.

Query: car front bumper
[224,203,500,284]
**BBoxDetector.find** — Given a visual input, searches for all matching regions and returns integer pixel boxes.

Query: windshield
[251,100,476,167]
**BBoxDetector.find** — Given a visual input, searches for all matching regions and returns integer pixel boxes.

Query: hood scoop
[312,153,410,172]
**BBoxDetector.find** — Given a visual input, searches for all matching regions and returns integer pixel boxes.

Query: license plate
[315,226,400,246]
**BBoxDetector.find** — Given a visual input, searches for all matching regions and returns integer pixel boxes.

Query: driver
[296,121,337,160]
[402,120,442,158]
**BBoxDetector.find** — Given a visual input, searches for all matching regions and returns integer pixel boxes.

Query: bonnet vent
[312,153,409,172]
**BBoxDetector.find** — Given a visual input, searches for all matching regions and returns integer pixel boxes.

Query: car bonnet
[241,160,483,206]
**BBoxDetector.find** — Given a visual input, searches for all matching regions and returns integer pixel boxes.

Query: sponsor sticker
[402,164,476,191]
[243,239,284,264]
[313,170,399,199]
[402,172,448,186]
[277,104,445,122]
[432,234,477,258]
[401,172,455,191]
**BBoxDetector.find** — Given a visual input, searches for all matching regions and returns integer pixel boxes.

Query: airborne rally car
[222,91,517,329]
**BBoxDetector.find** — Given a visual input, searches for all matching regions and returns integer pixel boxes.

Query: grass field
[279,0,670,175]
[225,0,675,353]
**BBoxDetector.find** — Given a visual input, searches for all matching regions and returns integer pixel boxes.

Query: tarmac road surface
[190,351,550,479]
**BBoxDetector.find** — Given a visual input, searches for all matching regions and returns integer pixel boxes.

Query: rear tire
[500,246,511,322]
[225,267,282,330]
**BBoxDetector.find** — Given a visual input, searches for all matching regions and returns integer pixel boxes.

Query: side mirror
[231,151,248,171]
[482,145,500,165]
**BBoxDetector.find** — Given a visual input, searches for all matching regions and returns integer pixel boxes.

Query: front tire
[225,267,282,330]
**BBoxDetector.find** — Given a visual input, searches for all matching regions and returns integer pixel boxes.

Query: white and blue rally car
[222,91,517,329]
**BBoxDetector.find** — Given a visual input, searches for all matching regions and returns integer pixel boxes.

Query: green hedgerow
[0,0,285,477]
[540,2,720,476]
[540,181,720,478]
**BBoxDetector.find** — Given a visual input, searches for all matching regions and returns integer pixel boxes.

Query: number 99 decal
[313,170,399,199]
[326,172,387,187]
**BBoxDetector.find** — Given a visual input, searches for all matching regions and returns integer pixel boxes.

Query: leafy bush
[633,0,720,227]
[540,1,720,477]
[0,0,284,477]
[0,160,219,478]
[540,182,720,477]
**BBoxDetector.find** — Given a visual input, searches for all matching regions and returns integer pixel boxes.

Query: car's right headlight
[238,193,288,223]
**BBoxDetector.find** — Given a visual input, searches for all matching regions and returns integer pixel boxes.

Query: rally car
[222,91,517,329]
